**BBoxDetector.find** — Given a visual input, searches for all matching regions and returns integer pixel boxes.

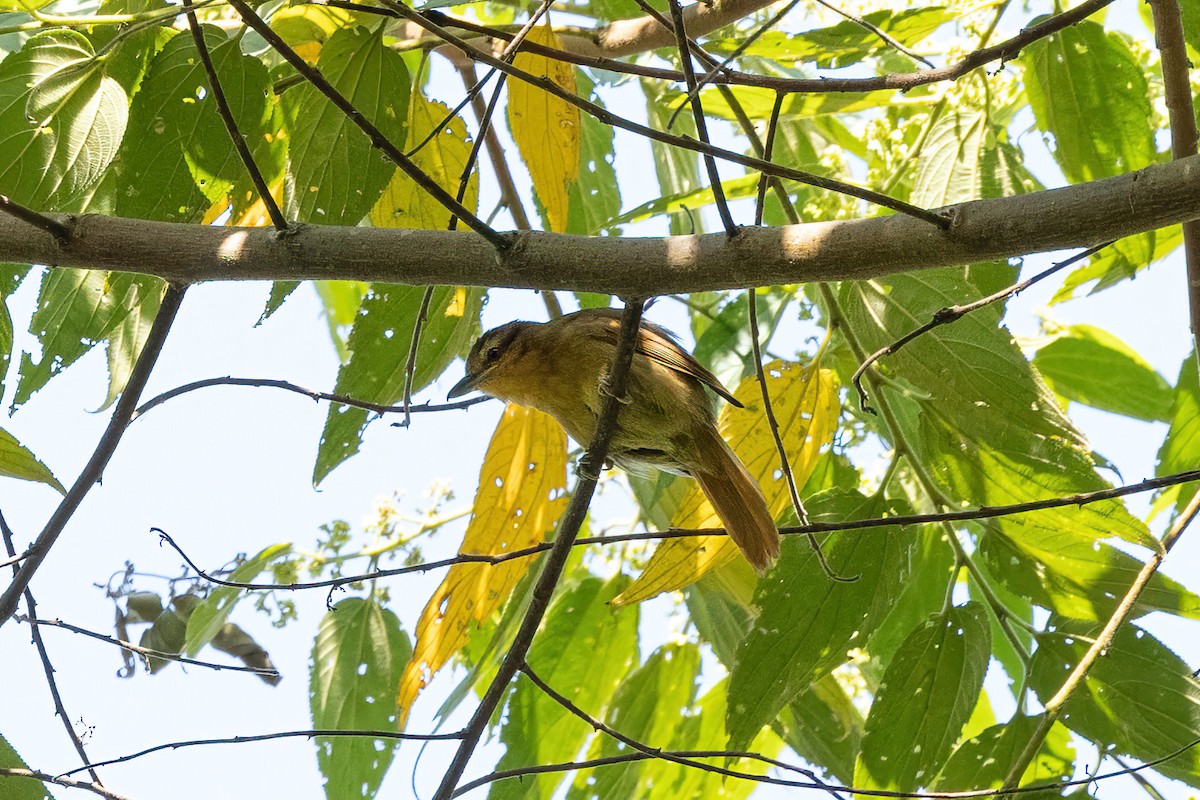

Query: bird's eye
[486,346,501,363]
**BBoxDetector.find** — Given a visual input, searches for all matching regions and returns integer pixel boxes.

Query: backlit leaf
[854,603,990,791]
[507,19,579,233]
[311,597,410,800]
[184,543,292,656]
[397,404,568,726]
[615,362,839,605]
[0,427,65,493]
[933,714,1075,794]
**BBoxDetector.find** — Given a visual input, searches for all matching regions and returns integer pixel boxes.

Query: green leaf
[774,674,864,783]
[602,174,761,229]
[116,26,269,222]
[968,559,1033,691]
[684,573,754,667]
[1155,352,1200,516]
[14,270,163,408]
[566,73,619,236]
[490,575,639,800]
[0,730,55,800]
[184,543,292,656]
[138,606,187,673]
[701,85,912,123]
[910,110,988,207]
[1051,228,1182,304]
[311,597,411,800]
[0,427,64,493]
[854,603,990,791]
[284,25,409,225]
[706,7,952,69]
[567,643,701,800]
[1023,21,1157,183]
[1028,621,1200,787]
[1034,324,1174,422]
[726,489,914,751]
[933,714,1075,793]
[0,30,127,210]
[314,284,481,484]
[642,80,703,235]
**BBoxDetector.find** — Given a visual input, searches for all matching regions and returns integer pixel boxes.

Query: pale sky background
[1,2,1198,799]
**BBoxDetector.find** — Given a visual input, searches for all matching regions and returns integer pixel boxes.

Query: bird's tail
[691,428,780,574]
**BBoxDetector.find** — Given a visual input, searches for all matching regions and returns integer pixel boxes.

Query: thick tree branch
[3,155,1199,293]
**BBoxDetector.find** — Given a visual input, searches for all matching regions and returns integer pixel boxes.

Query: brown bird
[447,308,780,573]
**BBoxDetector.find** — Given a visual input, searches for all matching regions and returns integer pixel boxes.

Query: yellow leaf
[232,180,285,227]
[270,4,354,60]
[507,19,579,233]
[396,404,568,726]
[371,90,478,231]
[444,286,467,317]
[614,363,840,606]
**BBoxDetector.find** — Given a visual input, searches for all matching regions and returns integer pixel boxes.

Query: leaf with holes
[491,575,639,800]
[854,603,990,791]
[507,19,579,233]
[284,25,409,226]
[933,713,1075,794]
[615,362,839,605]
[370,88,476,231]
[0,427,65,494]
[311,597,411,800]
[396,404,567,727]
[313,284,482,484]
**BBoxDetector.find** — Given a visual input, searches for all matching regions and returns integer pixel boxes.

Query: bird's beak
[447,372,480,399]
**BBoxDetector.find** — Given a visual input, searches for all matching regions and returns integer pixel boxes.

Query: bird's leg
[598,368,632,405]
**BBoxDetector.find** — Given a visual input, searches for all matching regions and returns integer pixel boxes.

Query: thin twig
[1147,0,1200,374]
[520,662,847,798]
[0,770,132,800]
[332,0,1115,94]
[452,736,1200,798]
[851,241,1114,414]
[430,298,646,800]
[130,376,492,422]
[664,0,737,236]
[667,0,802,130]
[0,284,188,629]
[222,0,507,249]
[812,0,935,66]
[754,91,785,224]
[58,728,465,778]
[457,64,532,232]
[1,511,102,783]
[20,616,281,678]
[185,10,288,232]
[0,194,71,242]
[374,0,951,229]
[151,467,1200,593]
[998,490,1200,794]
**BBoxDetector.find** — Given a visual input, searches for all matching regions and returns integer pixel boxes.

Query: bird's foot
[598,370,632,405]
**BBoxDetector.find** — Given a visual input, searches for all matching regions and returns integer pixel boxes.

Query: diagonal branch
[0,770,132,800]
[0,193,72,242]
[0,284,187,629]
[430,298,646,800]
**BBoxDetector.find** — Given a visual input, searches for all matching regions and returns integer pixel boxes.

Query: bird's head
[447,320,537,399]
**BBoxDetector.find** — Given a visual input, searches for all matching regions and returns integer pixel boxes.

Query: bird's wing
[576,308,744,408]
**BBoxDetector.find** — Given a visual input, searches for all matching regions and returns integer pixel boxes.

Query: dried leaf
[397,404,568,725]
[614,362,839,605]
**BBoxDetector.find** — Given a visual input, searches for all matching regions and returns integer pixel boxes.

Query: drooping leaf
[1034,323,1174,422]
[184,543,293,656]
[616,362,840,605]
[1028,621,1200,787]
[726,489,916,751]
[397,405,568,726]
[0,427,65,493]
[284,25,409,226]
[313,284,482,484]
[854,603,990,791]
[490,575,639,800]
[14,270,163,408]
[507,18,579,233]
[567,643,701,800]
[0,30,127,211]
[1023,21,1157,184]
[311,597,411,800]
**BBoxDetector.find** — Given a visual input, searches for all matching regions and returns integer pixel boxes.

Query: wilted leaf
[184,543,292,656]
[507,19,579,233]
[397,405,568,726]
[615,362,839,605]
